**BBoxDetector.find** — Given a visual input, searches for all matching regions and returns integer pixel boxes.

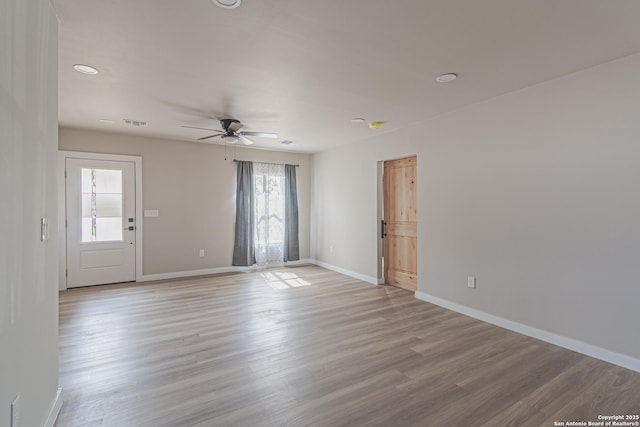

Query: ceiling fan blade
[237,135,254,146]
[181,125,222,132]
[239,131,278,139]
[198,134,222,141]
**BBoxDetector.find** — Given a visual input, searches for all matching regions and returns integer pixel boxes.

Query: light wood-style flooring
[56,266,640,426]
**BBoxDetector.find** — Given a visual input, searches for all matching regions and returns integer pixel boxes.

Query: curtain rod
[233,159,299,167]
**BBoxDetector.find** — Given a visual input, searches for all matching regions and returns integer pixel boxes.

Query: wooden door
[383,156,417,291]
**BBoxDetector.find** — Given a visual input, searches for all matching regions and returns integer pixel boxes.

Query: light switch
[467,276,476,289]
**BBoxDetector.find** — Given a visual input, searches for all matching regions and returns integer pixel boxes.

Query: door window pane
[95,193,122,217]
[81,168,123,242]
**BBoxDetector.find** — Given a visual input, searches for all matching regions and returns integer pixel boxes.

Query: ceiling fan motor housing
[220,118,241,131]
[184,117,273,144]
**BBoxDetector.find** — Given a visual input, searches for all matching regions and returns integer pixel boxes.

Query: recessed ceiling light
[212,0,241,8]
[73,64,99,75]
[435,73,457,83]
[351,118,365,123]
[99,119,114,124]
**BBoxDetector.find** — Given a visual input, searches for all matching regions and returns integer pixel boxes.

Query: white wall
[312,53,640,364]
[59,128,312,280]
[0,0,61,426]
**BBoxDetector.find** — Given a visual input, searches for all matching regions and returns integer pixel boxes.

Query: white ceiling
[55,0,640,153]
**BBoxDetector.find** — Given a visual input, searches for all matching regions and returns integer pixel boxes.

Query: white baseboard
[310,259,378,285]
[284,258,314,267]
[139,259,315,282]
[415,291,640,373]
[43,387,63,427]
[140,266,246,282]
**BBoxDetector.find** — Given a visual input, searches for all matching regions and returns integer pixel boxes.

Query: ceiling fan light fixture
[222,134,239,143]
[212,0,241,9]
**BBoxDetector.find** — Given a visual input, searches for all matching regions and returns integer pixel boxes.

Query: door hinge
[65,219,68,228]
[65,269,68,277]
[64,170,67,179]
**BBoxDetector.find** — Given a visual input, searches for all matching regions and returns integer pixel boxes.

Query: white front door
[66,158,136,287]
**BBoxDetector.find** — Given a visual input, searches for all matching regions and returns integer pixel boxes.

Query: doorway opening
[58,151,143,289]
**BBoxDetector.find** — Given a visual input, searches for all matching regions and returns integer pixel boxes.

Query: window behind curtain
[254,162,285,266]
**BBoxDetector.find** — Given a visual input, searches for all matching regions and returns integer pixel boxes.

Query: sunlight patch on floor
[260,271,311,290]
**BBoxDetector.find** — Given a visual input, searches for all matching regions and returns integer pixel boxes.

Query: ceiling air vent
[123,119,148,127]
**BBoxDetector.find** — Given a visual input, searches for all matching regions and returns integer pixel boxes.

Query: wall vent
[123,119,148,127]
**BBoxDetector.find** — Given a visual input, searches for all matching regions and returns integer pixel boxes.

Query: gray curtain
[284,164,300,261]
[232,161,256,266]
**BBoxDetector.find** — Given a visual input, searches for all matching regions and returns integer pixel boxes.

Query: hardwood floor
[56,266,640,426]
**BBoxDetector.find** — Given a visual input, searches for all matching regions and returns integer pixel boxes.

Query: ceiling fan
[181,119,277,145]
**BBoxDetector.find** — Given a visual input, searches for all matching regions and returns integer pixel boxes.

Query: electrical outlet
[467,276,476,289]
[199,249,205,257]
[11,394,20,427]
[330,245,334,254]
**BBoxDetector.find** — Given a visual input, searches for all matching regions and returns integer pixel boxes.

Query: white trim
[57,154,67,290]
[415,291,640,373]
[140,266,243,282]
[310,259,378,285]
[43,387,63,427]
[134,157,143,283]
[139,259,315,282]
[376,160,384,283]
[284,258,314,267]
[251,258,315,271]
[58,151,143,290]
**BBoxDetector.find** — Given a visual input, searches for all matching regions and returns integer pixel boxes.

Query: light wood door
[383,156,417,291]
[66,158,136,287]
